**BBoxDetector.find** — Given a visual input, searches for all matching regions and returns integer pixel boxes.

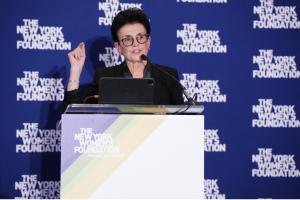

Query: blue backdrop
[1,0,300,198]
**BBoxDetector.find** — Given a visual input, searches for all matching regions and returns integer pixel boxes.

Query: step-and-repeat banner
[1,0,300,198]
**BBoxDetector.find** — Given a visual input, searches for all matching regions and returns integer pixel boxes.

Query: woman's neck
[126,60,147,78]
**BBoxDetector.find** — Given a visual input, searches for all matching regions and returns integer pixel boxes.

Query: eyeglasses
[119,33,149,47]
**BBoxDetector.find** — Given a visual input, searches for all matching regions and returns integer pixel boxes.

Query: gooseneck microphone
[140,54,196,105]
[140,54,148,63]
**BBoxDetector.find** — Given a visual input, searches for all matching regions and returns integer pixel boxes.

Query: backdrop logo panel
[2,0,300,198]
[98,0,143,26]
[252,99,300,128]
[204,129,226,152]
[177,24,227,53]
[99,47,124,67]
[16,123,61,153]
[14,174,60,199]
[181,73,227,103]
[252,148,300,178]
[16,71,64,102]
[176,0,227,3]
[204,179,226,199]
[253,0,300,29]
[16,19,71,50]
[253,49,300,79]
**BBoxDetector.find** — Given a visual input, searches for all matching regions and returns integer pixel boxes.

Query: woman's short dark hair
[111,8,151,42]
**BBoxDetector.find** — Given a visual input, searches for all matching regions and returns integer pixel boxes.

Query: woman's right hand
[68,42,86,75]
[67,42,86,91]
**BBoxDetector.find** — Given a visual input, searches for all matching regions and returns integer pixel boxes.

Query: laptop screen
[98,77,155,105]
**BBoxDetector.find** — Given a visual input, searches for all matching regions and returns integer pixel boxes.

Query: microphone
[140,54,148,62]
[140,54,196,105]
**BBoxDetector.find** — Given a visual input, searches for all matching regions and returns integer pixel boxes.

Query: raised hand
[67,42,86,91]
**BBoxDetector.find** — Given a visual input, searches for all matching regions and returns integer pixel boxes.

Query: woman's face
[115,23,150,63]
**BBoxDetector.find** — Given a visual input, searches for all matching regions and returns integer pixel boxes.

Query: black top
[63,61,184,107]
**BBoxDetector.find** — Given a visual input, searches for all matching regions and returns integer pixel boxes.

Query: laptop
[98,77,155,104]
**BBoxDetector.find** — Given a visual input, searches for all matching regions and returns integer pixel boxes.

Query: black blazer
[63,61,183,106]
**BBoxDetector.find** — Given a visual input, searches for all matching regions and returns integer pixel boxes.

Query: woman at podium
[63,8,184,106]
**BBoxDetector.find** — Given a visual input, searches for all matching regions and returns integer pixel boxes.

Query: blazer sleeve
[62,68,103,111]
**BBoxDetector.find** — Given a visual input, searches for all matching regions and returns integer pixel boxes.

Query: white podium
[61,104,204,199]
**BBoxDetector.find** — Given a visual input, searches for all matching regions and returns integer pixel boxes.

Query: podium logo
[99,47,124,67]
[252,148,300,177]
[177,24,227,53]
[176,0,227,3]
[253,0,300,29]
[180,73,227,103]
[205,129,226,152]
[15,174,60,199]
[253,49,300,79]
[16,19,71,50]
[98,0,143,26]
[16,71,64,101]
[16,123,61,153]
[252,99,300,128]
[204,179,225,199]
[74,128,120,156]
